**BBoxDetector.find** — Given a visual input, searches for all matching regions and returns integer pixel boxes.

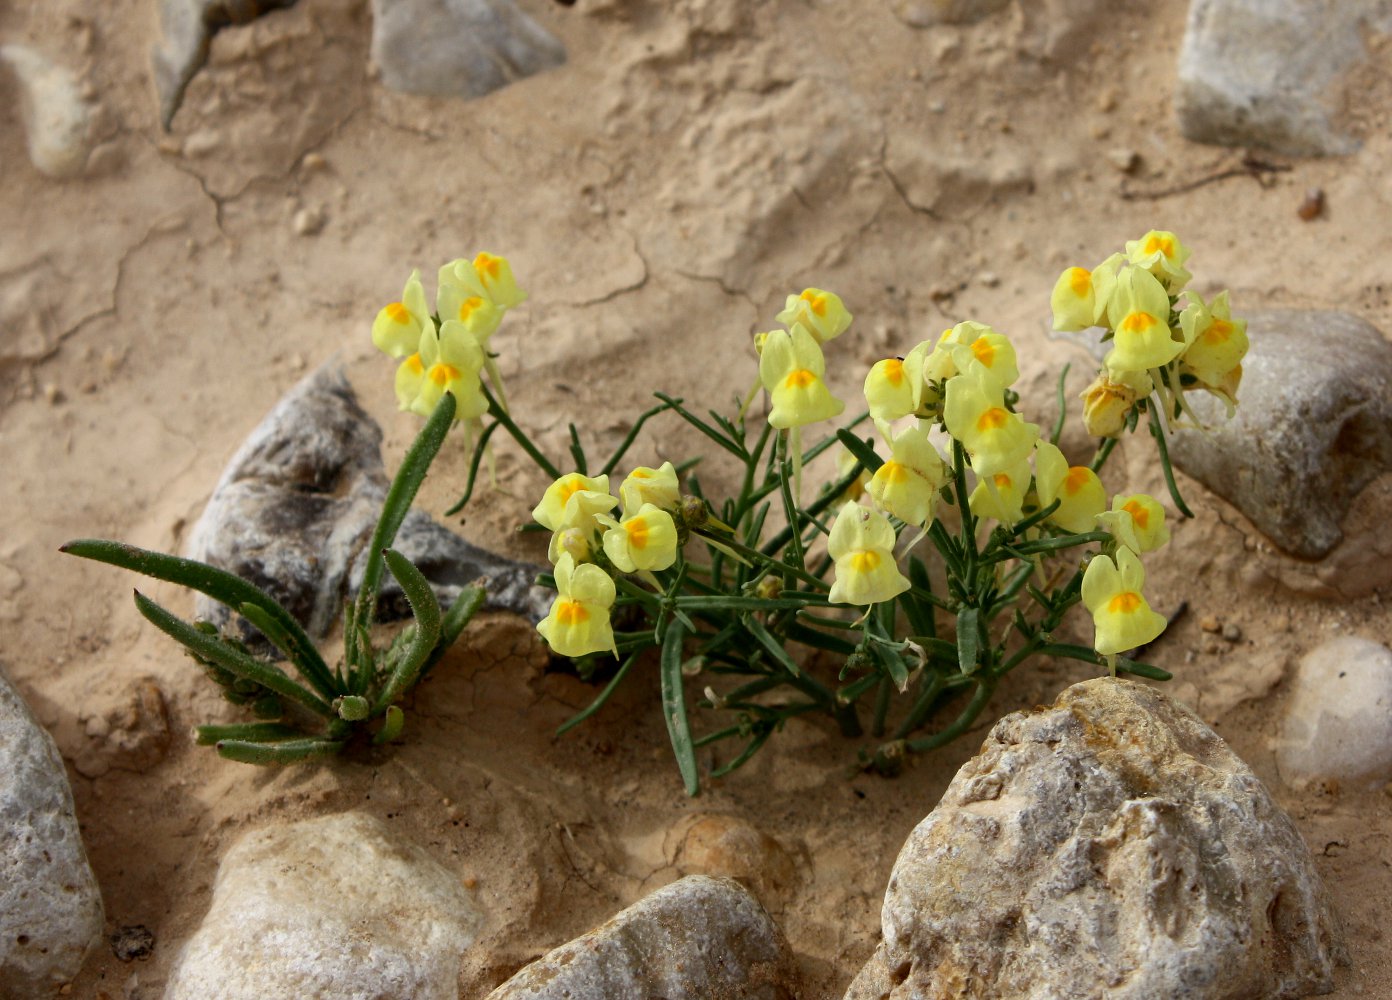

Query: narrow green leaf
[1050,361,1071,446]
[567,423,588,475]
[444,418,501,516]
[710,727,775,778]
[901,557,936,638]
[1147,402,1195,518]
[654,393,745,459]
[599,397,681,476]
[956,605,981,676]
[134,591,334,718]
[215,737,344,765]
[1117,657,1172,681]
[61,538,336,698]
[743,615,802,677]
[372,549,443,712]
[373,705,405,744]
[835,428,884,472]
[660,619,700,796]
[194,722,302,746]
[556,653,639,735]
[236,602,339,699]
[354,390,456,636]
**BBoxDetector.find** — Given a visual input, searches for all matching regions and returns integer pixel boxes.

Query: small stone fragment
[1298,187,1325,220]
[1169,310,1392,559]
[487,875,799,999]
[1105,147,1139,173]
[291,206,325,236]
[0,668,105,995]
[370,0,566,99]
[110,925,155,963]
[843,679,1343,1000]
[1222,622,1243,643]
[1200,614,1221,633]
[1277,636,1392,791]
[0,45,93,178]
[164,812,479,1000]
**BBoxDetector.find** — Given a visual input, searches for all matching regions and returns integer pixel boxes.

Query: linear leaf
[956,605,981,676]
[373,549,443,712]
[660,619,700,796]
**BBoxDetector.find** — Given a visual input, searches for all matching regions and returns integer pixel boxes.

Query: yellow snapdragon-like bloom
[775,288,852,344]
[1097,493,1170,554]
[1125,230,1192,290]
[537,553,617,658]
[1079,368,1152,438]
[600,503,680,573]
[437,283,503,346]
[1033,441,1106,533]
[827,501,910,607]
[532,473,618,532]
[1105,266,1183,374]
[1050,253,1122,332]
[949,330,1019,389]
[1082,547,1167,656]
[440,252,527,313]
[407,322,488,420]
[619,462,680,516]
[943,368,1039,476]
[867,426,946,529]
[758,324,845,429]
[864,357,917,422]
[548,526,594,565]
[372,269,432,359]
[968,457,1030,525]
[1178,290,1248,389]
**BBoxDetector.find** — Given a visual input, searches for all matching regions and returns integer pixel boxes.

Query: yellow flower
[1125,230,1192,290]
[1079,369,1152,438]
[758,324,845,429]
[1105,267,1183,374]
[864,357,917,422]
[1050,253,1122,332]
[867,426,946,529]
[1033,441,1106,533]
[536,553,616,658]
[948,330,1019,389]
[394,350,425,411]
[775,288,852,344]
[1178,290,1248,389]
[601,503,680,573]
[533,473,617,532]
[436,283,503,347]
[942,368,1039,476]
[439,252,527,312]
[408,322,488,420]
[1082,547,1167,656]
[547,526,594,565]
[827,501,910,606]
[968,458,1030,524]
[619,462,680,516]
[372,269,432,359]
[1097,493,1170,554]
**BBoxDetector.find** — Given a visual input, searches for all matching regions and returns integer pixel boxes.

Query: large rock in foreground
[1169,310,1392,560]
[487,875,798,999]
[0,669,104,997]
[164,811,479,1000]
[845,679,1343,1000]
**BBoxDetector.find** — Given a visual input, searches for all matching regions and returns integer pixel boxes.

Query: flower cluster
[756,288,852,430]
[534,464,683,658]
[371,253,526,431]
[1051,230,1248,435]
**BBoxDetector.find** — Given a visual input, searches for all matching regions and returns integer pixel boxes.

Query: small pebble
[977,271,1000,288]
[1200,614,1221,633]
[1106,148,1140,173]
[301,152,328,173]
[43,382,64,405]
[1222,623,1243,643]
[292,207,326,237]
[1298,188,1325,221]
[181,129,221,158]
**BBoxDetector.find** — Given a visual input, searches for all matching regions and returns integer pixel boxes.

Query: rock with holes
[370,0,565,99]
[843,679,1343,1000]
[164,811,479,1000]
[486,875,799,999]
[0,667,105,997]
[1277,636,1392,792]
[0,45,93,179]
[1175,0,1392,156]
[1168,309,1392,559]
[187,364,550,651]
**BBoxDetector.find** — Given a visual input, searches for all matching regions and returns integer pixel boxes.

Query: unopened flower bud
[1080,373,1140,438]
[556,527,592,563]
[755,576,782,601]
[679,495,709,530]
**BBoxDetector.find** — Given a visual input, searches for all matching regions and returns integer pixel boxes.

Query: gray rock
[187,365,550,651]
[1169,310,1392,559]
[1175,0,1392,156]
[370,0,565,99]
[0,45,93,179]
[164,811,479,1000]
[1277,636,1392,791]
[844,679,1343,1000]
[152,0,298,128]
[1,668,104,997]
[486,875,799,999]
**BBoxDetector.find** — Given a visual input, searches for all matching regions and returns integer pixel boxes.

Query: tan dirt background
[2,0,1390,996]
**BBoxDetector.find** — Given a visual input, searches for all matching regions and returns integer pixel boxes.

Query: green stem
[483,383,561,479]
[1147,402,1195,518]
[902,678,995,753]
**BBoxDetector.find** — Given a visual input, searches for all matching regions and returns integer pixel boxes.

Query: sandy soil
[2,0,1390,996]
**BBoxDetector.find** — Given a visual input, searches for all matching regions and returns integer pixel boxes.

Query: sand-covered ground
[3,0,1391,995]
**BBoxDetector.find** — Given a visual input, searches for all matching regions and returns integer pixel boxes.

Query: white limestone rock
[0,45,93,179]
[844,679,1343,1000]
[486,874,799,999]
[0,668,104,997]
[1175,0,1392,156]
[164,811,480,1000]
[370,0,565,99]
[1278,636,1392,791]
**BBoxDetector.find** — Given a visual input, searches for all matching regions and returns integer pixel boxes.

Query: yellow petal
[775,288,852,343]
